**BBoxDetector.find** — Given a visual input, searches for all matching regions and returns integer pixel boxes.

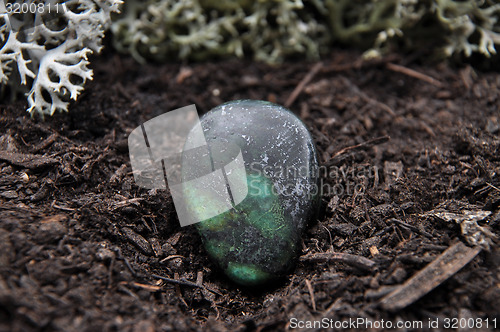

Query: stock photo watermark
[1,0,69,33]
[288,316,497,330]
[248,162,378,199]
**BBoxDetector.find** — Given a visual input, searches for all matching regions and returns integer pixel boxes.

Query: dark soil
[1,50,499,332]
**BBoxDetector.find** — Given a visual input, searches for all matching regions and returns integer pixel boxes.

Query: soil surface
[1,49,499,332]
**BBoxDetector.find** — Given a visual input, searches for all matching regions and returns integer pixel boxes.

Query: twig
[124,281,162,292]
[32,133,58,153]
[159,255,184,263]
[305,279,316,312]
[111,198,144,211]
[339,77,396,116]
[51,201,76,211]
[380,242,481,311]
[285,62,323,108]
[117,283,139,299]
[300,251,376,272]
[486,182,500,192]
[386,63,442,87]
[174,272,188,307]
[321,54,400,73]
[113,248,137,277]
[150,273,204,288]
[390,218,433,238]
[123,259,136,277]
[331,136,390,160]
[107,257,114,289]
[459,66,473,90]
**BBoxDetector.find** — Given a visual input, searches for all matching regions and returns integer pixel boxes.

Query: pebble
[181,100,319,285]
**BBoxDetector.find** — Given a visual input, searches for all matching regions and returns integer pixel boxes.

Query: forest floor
[0,49,499,331]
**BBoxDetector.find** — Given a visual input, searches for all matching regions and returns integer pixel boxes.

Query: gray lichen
[112,0,500,63]
[434,0,500,58]
[111,0,330,64]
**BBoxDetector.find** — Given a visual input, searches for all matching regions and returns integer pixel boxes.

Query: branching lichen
[0,0,122,117]
[324,0,500,59]
[112,0,500,63]
[433,0,500,57]
[111,0,329,64]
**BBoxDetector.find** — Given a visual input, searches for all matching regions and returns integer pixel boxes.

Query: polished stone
[181,100,319,285]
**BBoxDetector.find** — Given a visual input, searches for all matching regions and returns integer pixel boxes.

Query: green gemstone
[181,100,319,286]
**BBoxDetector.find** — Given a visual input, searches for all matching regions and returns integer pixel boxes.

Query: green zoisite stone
[181,100,319,286]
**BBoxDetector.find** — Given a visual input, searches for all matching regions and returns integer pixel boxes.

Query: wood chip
[121,227,153,255]
[0,151,58,169]
[369,245,380,256]
[300,251,376,272]
[285,62,323,108]
[380,242,481,311]
[305,279,316,312]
